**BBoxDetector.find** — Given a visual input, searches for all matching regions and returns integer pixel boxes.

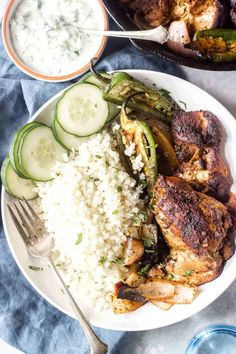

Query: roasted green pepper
[90,60,176,121]
[189,29,236,62]
[119,94,158,194]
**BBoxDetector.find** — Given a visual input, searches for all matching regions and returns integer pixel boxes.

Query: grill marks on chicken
[172,110,231,201]
[153,176,233,286]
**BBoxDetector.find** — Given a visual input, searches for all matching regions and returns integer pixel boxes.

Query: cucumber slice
[81,71,110,89]
[9,122,42,178]
[1,157,37,200]
[19,125,67,182]
[82,72,120,122]
[56,83,109,137]
[52,116,89,151]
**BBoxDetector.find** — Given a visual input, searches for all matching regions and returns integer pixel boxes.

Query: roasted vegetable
[118,279,175,301]
[90,60,176,121]
[123,237,145,266]
[168,21,195,58]
[188,29,236,62]
[150,300,173,310]
[120,96,158,193]
[109,294,144,314]
[125,272,145,287]
[152,126,179,171]
[117,280,197,304]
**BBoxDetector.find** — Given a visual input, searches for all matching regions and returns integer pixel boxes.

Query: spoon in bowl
[69,24,169,44]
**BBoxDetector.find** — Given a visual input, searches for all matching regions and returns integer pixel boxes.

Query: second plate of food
[1,69,236,331]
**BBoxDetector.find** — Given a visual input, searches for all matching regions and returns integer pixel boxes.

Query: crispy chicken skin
[172,110,231,201]
[153,176,233,286]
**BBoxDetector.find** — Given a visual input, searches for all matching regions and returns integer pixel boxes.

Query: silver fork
[7,199,108,354]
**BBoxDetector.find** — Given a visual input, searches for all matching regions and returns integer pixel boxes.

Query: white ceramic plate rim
[1,70,236,331]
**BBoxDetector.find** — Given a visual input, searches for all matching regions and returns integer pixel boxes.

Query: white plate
[2,70,236,331]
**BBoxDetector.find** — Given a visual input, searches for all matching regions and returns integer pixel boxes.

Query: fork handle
[48,257,108,354]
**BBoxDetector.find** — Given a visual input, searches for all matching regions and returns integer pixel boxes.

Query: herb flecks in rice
[36,131,143,310]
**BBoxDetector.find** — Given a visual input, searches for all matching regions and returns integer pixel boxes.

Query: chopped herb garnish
[112,209,119,215]
[95,155,102,159]
[167,273,174,280]
[131,216,141,225]
[98,256,107,265]
[139,180,148,189]
[117,186,122,192]
[105,161,110,166]
[139,265,150,276]
[143,239,153,248]
[75,233,83,245]
[159,88,171,97]
[28,265,43,271]
[184,269,194,276]
[74,50,80,56]
[112,257,124,265]
[37,0,42,9]
[179,100,187,110]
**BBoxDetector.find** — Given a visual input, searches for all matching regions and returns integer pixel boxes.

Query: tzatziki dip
[10,0,104,76]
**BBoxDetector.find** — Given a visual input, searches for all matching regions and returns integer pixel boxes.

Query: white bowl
[2,0,108,82]
[2,70,236,331]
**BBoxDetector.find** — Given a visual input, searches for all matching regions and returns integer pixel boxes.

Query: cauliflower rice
[36,131,143,310]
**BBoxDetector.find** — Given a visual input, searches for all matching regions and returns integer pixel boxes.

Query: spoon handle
[73,25,168,44]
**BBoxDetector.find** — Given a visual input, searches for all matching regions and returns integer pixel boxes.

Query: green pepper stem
[90,58,111,85]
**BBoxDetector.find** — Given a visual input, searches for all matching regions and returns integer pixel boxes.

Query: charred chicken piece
[153,176,233,286]
[172,110,231,201]
[121,0,171,27]
[171,0,227,32]
[121,0,227,31]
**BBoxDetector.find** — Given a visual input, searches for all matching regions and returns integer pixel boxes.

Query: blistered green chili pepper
[119,93,158,194]
[90,60,176,122]
[190,29,236,62]
[194,29,236,42]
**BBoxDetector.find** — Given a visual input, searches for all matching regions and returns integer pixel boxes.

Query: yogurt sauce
[10,0,103,76]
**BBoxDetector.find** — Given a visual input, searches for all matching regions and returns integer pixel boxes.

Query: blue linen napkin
[0,24,184,354]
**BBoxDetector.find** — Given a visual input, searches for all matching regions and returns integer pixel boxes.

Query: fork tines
[7,199,43,246]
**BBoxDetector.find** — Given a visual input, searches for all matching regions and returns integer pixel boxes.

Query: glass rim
[185,324,236,354]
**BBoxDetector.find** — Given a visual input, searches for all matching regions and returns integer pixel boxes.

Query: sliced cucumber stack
[56,83,109,137]
[19,125,67,182]
[52,115,89,151]
[9,122,42,178]
[1,157,37,200]
[80,72,120,122]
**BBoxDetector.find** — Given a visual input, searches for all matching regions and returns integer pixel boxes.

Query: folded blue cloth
[0,25,184,354]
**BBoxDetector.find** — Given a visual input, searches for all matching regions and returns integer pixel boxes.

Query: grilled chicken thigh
[153,176,233,286]
[172,110,231,201]
[121,0,227,30]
